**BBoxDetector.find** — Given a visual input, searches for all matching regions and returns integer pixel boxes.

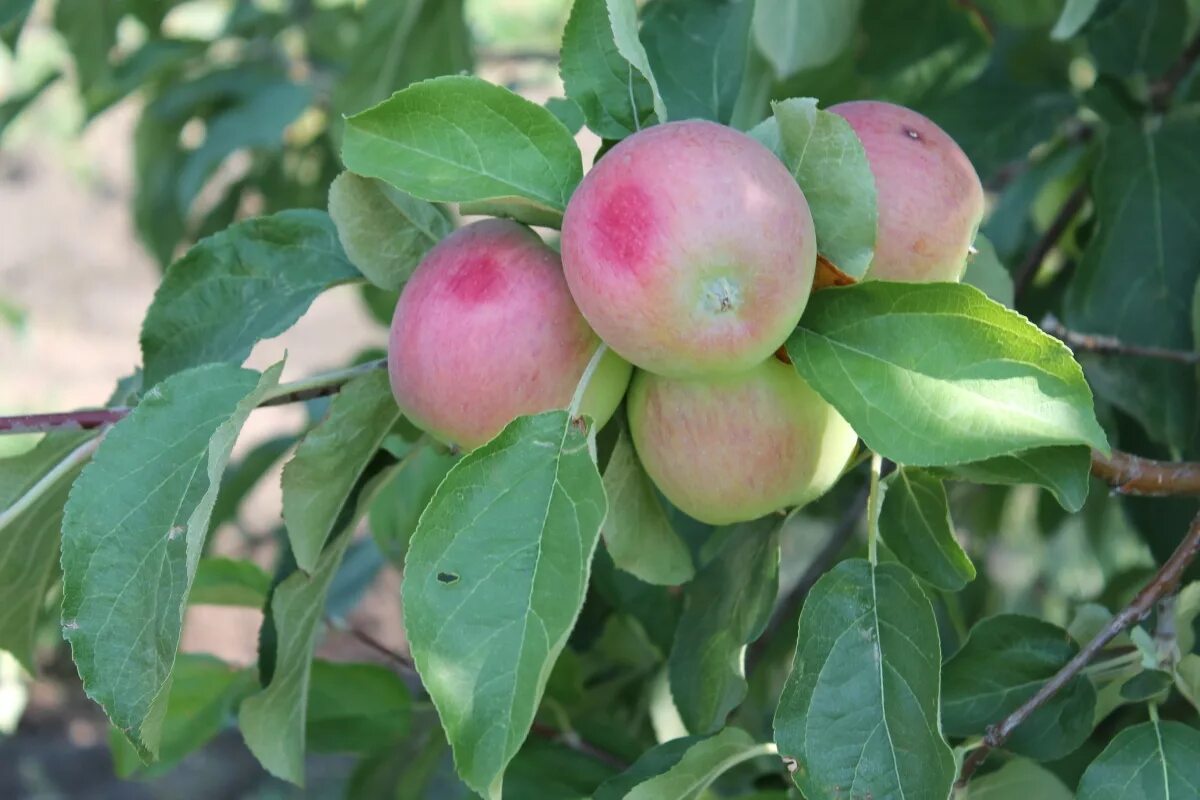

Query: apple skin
[560,120,817,378]
[627,358,858,525]
[828,100,984,283]
[388,219,631,450]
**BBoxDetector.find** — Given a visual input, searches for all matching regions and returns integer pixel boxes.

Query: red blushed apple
[828,100,984,283]
[627,359,858,525]
[388,219,631,450]
[560,120,817,378]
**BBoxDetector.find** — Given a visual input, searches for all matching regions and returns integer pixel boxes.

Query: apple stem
[866,452,884,565]
[569,343,608,421]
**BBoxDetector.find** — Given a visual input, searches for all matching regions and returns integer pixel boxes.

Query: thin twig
[957,510,1200,787]
[1091,449,1200,496]
[1013,182,1089,299]
[1042,314,1200,365]
[1150,29,1200,111]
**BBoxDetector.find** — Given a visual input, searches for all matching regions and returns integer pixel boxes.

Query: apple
[828,100,984,283]
[627,358,858,525]
[561,120,817,378]
[388,219,631,450]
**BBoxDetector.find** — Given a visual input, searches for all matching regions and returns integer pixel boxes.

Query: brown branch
[1043,314,1200,365]
[957,510,1200,787]
[1091,449,1200,496]
[1150,29,1200,111]
[1013,182,1089,299]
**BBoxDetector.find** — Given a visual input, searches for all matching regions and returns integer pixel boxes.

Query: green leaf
[544,97,585,135]
[939,446,1092,513]
[239,528,354,784]
[327,172,452,292]
[965,757,1073,800]
[140,210,360,388]
[774,559,954,800]
[596,728,770,800]
[282,370,401,573]
[53,0,118,109]
[342,76,583,228]
[1175,654,1200,712]
[110,653,253,778]
[560,0,659,138]
[753,0,862,79]
[640,0,753,125]
[503,738,619,799]
[1064,119,1200,448]
[786,282,1109,466]
[605,0,668,124]
[1118,669,1173,701]
[1052,0,1103,38]
[880,468,975,591]
[772,97,877,279]
[601,429,694,586]
[0,71,59,140]
[1076,720,1200,798]
[941,614,1096,760]
[403,411,606,798]
[0,432,93,672]
[1176,580,1200,654]
[963,235,1014,308]
[190,557,272,608]
[0,0,34,50]
[669,520,779,735]
[208,434,295,534]
[1087,0,1188,77]
[61,362,283,757]
[370,445,459,568]
[306,660,411,753]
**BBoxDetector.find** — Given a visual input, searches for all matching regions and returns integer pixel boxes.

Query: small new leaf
[61,362,283,757]
[403,411,606,798]
[774,559,954,800]
[786,282,1109,466]
[343,76,583,227]
[880,468,975,591]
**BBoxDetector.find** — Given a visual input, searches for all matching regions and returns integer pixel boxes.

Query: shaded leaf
[1087,0,1188,77]
[963,235,1014,307]
[140,210,360,387]
[596,727,768,800]
[966,757,1072,799]
[942,614,1096,760]
[403,411,606,798]
[190,557,271,608]
[773,97,877,279]
[306,660,411,753]
[880,468,975,591]
[940,446,1091,513]
[774,560,954,800]
[1118,669,1173,701]
[61,362,283,757]
[786,282,1108,466]
[370,445,459,568]
[343,76,583,227]
[327,172,452,292]
[1076,720,1200,798]
[601,429,694,586]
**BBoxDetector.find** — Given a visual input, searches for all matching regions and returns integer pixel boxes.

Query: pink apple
[828,100,984,283]
[627,359,858,525]
[561,120,817,378]
[388,219,631,450]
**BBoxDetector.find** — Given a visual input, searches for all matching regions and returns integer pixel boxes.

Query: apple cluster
[387,101,983,525]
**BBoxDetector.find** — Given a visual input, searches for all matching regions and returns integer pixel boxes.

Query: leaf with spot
[941,614,1097,760]
[342,76,584,228]
[773,559,955,800]
[595,727,772,800]
[281,370,402,572]
[1076,720,1200,799]
[140,210,360,388]
[1064,118,1200,448]
[640,0,753,125]
[601,428,693,586]
[61,362,283,758]
[403,411,606,798]
[773,97,877,279]
[880,468,975,591]
[669,519,779,734]
[785,282,1109,466]
[0,432,93,672]
[327,172,452,292]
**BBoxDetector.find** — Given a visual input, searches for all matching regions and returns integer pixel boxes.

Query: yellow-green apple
[627,359,858,525]
[561,120,817,378]
[388,219,631,450]
[828,100,984,283]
